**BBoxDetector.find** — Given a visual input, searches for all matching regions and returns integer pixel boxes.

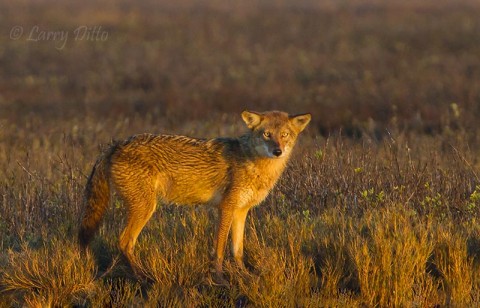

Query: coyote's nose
[273,149,282,157]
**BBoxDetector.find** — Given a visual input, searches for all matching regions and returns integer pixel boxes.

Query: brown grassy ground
[2,0,480,306]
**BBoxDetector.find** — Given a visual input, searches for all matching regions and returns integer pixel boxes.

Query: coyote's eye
[263,131,271,138]
[281,132,289,138]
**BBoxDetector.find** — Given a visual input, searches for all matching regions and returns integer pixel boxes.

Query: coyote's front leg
[231,207,250,270]
[213,204,234,285]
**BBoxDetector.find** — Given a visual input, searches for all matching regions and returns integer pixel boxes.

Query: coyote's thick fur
[78,110,311,283]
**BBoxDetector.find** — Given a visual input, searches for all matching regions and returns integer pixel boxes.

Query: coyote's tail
[78,143,118,249]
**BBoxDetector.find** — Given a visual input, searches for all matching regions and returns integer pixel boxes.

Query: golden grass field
[2,0,480,306]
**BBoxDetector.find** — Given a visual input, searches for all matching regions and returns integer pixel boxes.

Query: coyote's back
[78,110,311,284]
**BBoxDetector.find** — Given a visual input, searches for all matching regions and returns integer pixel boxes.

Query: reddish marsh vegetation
[1,0,480,306]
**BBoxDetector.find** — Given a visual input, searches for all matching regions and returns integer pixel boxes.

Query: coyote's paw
[213,272,230,287]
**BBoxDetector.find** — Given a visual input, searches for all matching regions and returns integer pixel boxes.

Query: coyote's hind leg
[118,189,157,278]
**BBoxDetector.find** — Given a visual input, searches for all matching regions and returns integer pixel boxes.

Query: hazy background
[2,0,480,137]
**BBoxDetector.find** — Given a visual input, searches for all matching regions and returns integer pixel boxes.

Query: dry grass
[1,241,96,306]
[2,0,480,306]
[2,130,480,305]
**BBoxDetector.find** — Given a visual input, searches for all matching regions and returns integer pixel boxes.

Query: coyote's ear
[242,110,263,129]
[290,113,311,133]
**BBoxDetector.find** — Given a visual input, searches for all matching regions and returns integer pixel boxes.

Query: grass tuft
[0,240,96,306]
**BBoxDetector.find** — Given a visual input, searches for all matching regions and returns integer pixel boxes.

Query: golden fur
[78,110,311,283]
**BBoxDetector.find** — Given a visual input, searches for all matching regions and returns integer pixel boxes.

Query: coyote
[78,110,311,283]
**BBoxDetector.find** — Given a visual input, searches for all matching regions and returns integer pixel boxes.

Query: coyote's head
[242,110,311,158]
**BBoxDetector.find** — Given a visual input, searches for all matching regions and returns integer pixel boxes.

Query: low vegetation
[2,0,480,306]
